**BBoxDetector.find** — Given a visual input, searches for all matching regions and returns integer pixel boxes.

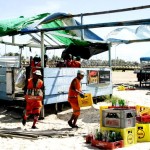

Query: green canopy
[0,12,108,59]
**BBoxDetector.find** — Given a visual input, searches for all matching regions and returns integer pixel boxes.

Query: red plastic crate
[91,139,124,149]
[136,116,142,122]
[85,134,94,143]
[108,106,136,110]
[141,115,150,123]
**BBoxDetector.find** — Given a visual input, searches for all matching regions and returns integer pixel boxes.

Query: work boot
[31,126,38,129]
[68,114,76,128]
[22,118,26,126]
[68,120,73,128]
[72,116,78,127]
[72,125,79,128]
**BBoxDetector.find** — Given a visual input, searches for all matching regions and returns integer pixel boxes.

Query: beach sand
[0,71,150,150]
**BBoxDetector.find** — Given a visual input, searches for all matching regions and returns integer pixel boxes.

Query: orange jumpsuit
[30,60,41,74]
[25,78,43,115]
[68,77,81,116]
[71,60,81,68]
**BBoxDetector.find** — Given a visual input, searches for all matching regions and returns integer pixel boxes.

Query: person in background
[56,60,66,67]
[22,70,44,129]
[30,55,41,74]
[44,54,48,67]
[71,56,81,68]
[65,54,73,67]
[68,70,85,128]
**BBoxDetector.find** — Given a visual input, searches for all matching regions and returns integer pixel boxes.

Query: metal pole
[40,31,45,119]
[19,46,23,68]
[114,43,119,70]
[12,36,15,44]
[41,32,45,68]
[81,13,84,40]
[108,43,111,67]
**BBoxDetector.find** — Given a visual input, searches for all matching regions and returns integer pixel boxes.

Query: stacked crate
[136,105,150,142]
[99,106,137,147]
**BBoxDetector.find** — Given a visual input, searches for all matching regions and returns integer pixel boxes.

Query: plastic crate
[100,106,136,128]
[101,127,137,147]
[77,93,93,107]
[102,109,136,128]
[136,123,150,142]
[141,115,150,123]
[136,105,150,116]
[100,106,109,127]
[91,139,124,149]
[108,106,136,110]
[85,134,94,143]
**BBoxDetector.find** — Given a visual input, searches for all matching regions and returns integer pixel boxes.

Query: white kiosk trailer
[0,12,112,113]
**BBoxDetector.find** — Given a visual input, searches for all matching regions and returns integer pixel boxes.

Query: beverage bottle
[108,131,113,142]
[95,129,98,140]
[116,132,123,141]
[97,131,103,141]
[111,131,116,142]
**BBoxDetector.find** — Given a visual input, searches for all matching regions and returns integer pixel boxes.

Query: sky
[0,0,150,62]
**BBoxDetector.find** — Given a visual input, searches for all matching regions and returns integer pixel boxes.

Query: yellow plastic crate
[77,93,93,107]
[136,123,150,142]
[136,105,150,116]
[99,106,109,127]
[117,85,126,91]
[101,126,137,147]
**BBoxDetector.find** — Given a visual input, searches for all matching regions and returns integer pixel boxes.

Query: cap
[33,55,41,62]
[77,70,85,76]
[33,70,42,76]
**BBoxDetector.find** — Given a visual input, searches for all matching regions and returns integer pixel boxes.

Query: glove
[79,93,85,98]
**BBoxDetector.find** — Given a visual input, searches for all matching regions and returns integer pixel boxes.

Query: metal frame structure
[0,5,149,115]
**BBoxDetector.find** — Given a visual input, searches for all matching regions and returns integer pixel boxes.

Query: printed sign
[87,70,110,85]
[127,131,134,144]
[137,127,145,139]
[87,70,99,84]
[105,119,120,127]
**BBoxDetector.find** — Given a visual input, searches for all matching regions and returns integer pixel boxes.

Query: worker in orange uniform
[22,70,44,129]
[65,54,73,67]
[71,56,81,68]
[68,70,85,128]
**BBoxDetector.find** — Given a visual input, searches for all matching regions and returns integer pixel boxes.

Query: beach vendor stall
[0,12,112,117]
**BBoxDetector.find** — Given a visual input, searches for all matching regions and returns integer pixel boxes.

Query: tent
[0,12,109,59]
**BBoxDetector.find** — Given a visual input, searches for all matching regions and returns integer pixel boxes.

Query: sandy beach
[0,71,150,150]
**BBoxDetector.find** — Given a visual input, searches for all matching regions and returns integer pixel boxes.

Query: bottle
[116,100,119,106]
[102,131,106,142]
[95,129,98,140]
[127,113,133,118]
[112,99,116,106]
[106,113,110,118]
[97,131,102,141]
[108,131,113,142]
[112,131,116,142]
[116,132,123,141]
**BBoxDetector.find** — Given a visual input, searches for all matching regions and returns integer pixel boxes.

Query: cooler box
[101,127,137,147]
[77,93,93,107]
[102,109,136,128]
[136,123,150,142]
